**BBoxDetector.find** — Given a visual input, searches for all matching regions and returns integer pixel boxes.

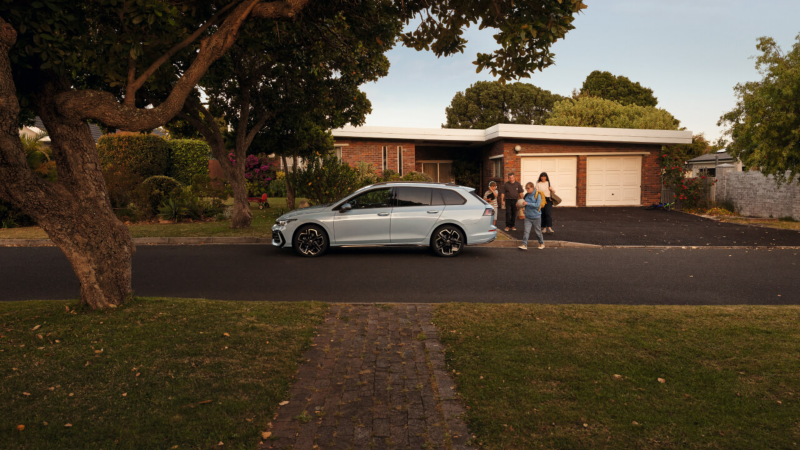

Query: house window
[420,161,453,183]
[397,146,404,176]
[491,158,502,177]
[334,145,343,160]
[382,146,388,173]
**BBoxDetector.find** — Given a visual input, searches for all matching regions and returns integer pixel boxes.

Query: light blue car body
[271,182,497,254]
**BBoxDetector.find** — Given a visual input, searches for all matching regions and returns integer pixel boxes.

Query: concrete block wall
[716,170,800,220]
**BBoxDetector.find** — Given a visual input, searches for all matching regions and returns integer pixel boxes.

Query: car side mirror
[339,203,352,212]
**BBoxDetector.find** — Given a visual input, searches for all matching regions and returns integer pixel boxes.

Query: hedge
[97,134,169,178]
[167,139,210,185]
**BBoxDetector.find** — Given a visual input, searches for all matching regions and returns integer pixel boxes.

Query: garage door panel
[586,156,642,206]
[521,156,577,207]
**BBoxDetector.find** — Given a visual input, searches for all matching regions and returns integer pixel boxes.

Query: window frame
[397,146,404,176]
[382,146,388,173]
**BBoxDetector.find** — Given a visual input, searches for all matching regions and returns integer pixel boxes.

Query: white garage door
[520,157,577,207]
[586,156,642,206]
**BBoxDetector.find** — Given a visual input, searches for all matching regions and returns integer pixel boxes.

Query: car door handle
[378,212,390,216]
[427,210,439,214]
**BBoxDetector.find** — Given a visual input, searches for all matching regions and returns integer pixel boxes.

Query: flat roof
[333,123,693,145]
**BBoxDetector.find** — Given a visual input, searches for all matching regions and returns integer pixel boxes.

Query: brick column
[576,156,587,206]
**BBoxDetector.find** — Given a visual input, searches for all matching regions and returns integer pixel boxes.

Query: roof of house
[332,124,693,146]
[33,116,104,143]
[686,150,735,164]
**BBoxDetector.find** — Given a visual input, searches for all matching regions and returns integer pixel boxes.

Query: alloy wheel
[434,228,463,256]
[297,228,326,256]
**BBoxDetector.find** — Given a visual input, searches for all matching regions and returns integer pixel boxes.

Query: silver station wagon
[272,182,497,257]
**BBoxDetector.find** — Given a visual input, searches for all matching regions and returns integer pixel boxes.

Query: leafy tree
[579,70,658,107]
[545,97,679,130]
[290,155,364,205]
[0,0,587,309]
[443,81,566,128]
[718,34,800,184]
[676,133,717,161]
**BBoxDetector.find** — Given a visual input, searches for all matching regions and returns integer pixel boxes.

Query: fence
[660,178,716,210]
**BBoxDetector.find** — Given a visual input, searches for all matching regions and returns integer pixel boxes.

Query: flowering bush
[242,153,277,196]
[660,146,715,209]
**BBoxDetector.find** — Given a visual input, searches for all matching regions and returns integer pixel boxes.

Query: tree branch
[53,0,265,132]
[128,0,240,97]
[250,0,310,19]
[244,110,273,149]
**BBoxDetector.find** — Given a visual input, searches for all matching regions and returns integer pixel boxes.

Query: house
[20,116,104,145]
[332,124,692,207]
[686,150,744,178]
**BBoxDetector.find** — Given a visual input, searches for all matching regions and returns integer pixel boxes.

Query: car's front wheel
[431,225,464,257]
[292,225,328,257]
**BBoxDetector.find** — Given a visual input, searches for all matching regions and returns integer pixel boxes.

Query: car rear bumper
[468,228,497,245]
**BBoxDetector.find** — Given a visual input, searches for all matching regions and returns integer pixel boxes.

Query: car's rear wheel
[293,225,328,257]
[431,225,464,257]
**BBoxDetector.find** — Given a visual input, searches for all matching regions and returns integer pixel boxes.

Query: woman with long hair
[536,172,556,233]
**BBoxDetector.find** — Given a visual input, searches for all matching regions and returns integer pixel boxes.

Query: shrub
[132,176,182,218]
[103,164,143,209]
[381,169,401,182]
[661,145,715,209]
[158,188,224,222]
[356,161,379,186]
[190,174,231,201]
[401,171,433,182]
[267,179,287,197]
[244,153,278,196]
[98,134,169,178]
[167,139,210,185]
[452,158,480,189]
[289,156,362,205]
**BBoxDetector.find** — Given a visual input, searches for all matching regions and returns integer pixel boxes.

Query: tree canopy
[579,70,658,107]
[718,34,800,184]
[545,97,679,130]
[443,81,566,129]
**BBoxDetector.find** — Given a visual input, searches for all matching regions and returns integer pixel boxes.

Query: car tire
[292,225,329,257]
[430,225,464,257]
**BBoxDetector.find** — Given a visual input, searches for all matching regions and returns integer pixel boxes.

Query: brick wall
[716,170,800,220]
[479,139,662,206]
[335,139,415,176]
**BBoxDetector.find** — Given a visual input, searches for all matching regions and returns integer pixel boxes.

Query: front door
[390,187,442,243]
[333,188,393,245]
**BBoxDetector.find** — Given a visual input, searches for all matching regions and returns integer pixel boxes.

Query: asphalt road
[1,245,799,304]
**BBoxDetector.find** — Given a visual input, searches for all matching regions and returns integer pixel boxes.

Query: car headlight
[276,218,297,226]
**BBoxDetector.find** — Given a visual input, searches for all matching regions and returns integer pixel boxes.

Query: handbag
[550,192,562,206]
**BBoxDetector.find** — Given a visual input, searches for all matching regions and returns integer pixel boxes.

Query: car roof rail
[370,181,450,186]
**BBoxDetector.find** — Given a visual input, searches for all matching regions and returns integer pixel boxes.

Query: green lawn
[1,298,326,450]
[0,197,305,240]
[433,304,800,450]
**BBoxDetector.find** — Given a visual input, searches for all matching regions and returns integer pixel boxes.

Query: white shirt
[536,181,551,198]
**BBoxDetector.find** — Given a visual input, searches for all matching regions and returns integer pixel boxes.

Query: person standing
[519,182,545,250]
[483,181,499,226]
[536,172,556,233]
[500,172,524,231]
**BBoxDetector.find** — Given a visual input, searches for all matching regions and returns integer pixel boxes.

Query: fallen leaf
[64,423,72,428]
[16,425,25,431]
[279,401,289,406]
[657,378,666,384]
[261,431,272,439]
[218,442,224,446]
[198,400,213,405]
[122,393,127,397]
[42,422,48,426]
[632,421,639,426]
[94,349,103,354]
[582,423,588,428]
[22,392,31,396]
[223,333,230,337]
[777,400,782,404]
[32,325,41,331]
[613,374,623,380]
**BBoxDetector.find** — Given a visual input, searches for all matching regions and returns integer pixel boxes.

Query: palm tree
[20,131,52,170]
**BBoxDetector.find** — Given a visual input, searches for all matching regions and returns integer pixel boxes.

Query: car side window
[394,187,432,207]
[441,189,467,205]
[348,188,392,209]
[431,189,445,206]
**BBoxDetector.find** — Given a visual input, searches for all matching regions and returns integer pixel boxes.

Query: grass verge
[433,304,800,450]
[720,217,800,231]
[1,297,326,449]
[0,198,306,240]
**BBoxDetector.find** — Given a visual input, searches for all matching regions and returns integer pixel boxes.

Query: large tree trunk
[0,21,133,309]
[282,154,296,210]
[228,161,253,228]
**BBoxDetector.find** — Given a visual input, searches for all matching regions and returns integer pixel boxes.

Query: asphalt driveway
[498,206,800,246]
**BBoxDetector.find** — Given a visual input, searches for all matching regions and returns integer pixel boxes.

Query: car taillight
[483,207,494,216]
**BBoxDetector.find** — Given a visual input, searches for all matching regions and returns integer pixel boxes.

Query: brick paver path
[259,304,474,450]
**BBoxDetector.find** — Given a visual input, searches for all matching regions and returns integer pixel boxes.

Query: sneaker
[511,227,517,231]
[538,244,545,249]
[518,245,528,250]
[504,227,510,231]
[549,228,555,233]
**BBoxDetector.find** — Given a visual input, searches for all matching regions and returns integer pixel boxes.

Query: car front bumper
[271,226,286,248]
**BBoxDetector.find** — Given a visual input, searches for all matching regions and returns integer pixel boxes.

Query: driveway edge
[0,236,273,247]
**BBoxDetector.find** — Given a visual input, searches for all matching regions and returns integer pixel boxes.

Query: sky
[360,0,800,141]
